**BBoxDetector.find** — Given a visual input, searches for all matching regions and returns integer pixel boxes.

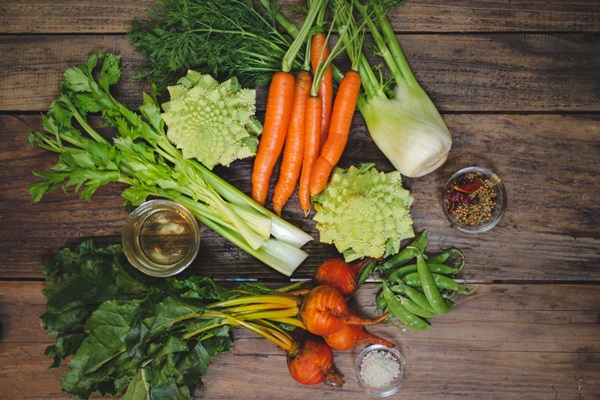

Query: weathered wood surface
[1,282,599,399]
[2,34,600,112]
[2,112,599,281]
[1,0,598,34]
[0,1,599,399]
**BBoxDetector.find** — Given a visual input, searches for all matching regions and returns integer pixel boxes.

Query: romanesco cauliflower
[312,163,415,262]
[161,70,262,169]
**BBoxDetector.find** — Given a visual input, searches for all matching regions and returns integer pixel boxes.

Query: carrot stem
[235,319,295,352]
[181,319,229,340]
[281,0,327,72]
[270,317,307,330]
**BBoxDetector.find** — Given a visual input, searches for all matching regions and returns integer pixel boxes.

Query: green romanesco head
[161,70,262,169]
[312,163,415,262]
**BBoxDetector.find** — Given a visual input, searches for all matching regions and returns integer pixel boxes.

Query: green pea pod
[401,272,421,287]
[397,281,435,314]
[382,231,428,270]
[389,283,405,295]
[416,254,449,315]
[387,264,417,281]
[381,281,395,302]
[427,263,461,276]
[376,290,388,312]
[403,272,474,295]
[427,248,465,269]
[387,295,431,331]
[434,275,473,295]
[400,296,438,319]
[358,260,377,286]
[442,290,456,300]
[389,263,459,282]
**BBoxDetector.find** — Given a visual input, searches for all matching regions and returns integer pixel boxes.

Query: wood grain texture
[0,1,598,398]
[2,113,597,281]
[1,1,598,34]
[0,282,598,399]
[1,34,599,112]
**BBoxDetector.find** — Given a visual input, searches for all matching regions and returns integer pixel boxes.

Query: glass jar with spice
[442,166,507,233]
[354,344,407,397]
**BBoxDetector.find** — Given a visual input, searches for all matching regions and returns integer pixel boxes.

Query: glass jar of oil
[122,200,200,277]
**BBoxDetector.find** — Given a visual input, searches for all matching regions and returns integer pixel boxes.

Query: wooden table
[1,1,599,399]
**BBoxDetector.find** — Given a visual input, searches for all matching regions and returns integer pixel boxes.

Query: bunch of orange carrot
[287,257,394,386]
[252,1,362,216]
[205,255,393,387]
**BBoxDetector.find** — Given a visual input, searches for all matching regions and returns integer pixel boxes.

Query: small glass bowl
[442,166,507,233]
[122,200,201,277]
[354,345,407,397]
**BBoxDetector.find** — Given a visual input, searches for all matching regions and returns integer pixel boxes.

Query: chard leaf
[44,332,88,368]
[121,368,150,400]
[168,275,228,300]
[146,297,202,337]
[40,241,240,399]
[60,300,144,397]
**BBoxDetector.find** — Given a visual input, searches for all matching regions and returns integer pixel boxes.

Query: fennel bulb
[349,0,452,178]
[358,84,452,178]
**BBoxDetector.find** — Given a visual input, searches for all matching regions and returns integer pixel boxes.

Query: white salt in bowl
[354,344,407,397]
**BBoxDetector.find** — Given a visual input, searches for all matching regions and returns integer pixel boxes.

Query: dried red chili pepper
[453,178,483,193]
[446,190,471,204]
[446,190,471,213]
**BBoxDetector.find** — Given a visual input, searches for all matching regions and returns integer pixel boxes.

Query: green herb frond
[128,0,298,89]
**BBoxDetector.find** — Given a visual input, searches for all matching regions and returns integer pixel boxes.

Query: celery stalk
[28,53,311,276]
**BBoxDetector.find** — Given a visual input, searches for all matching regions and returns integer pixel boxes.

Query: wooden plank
[1,33,599,112]
[385,0,600,33]
[0,35,148,112]
[1,1,598,34]
[2,113,598,281]
[0,0,154,34]
[0,281,598,399]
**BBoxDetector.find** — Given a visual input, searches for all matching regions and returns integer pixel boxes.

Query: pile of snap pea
[359,231,476,331]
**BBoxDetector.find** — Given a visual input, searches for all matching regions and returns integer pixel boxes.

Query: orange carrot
[309,70,361,197]
[272,71,312,216]
[298,95,322,214]
[310,32,333,150]
[252,71,296,206]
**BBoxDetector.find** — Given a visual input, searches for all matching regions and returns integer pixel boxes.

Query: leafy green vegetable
[128,0,298,89]
[40,240,233,399]
[41,240,303,399]
[161,70,262,169]
[312,163,414,262]
[28,52,313,276]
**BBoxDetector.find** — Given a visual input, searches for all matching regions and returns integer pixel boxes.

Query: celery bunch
[29,53,312,276]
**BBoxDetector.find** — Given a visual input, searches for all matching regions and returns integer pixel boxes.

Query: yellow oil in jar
[122,200,200,277]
